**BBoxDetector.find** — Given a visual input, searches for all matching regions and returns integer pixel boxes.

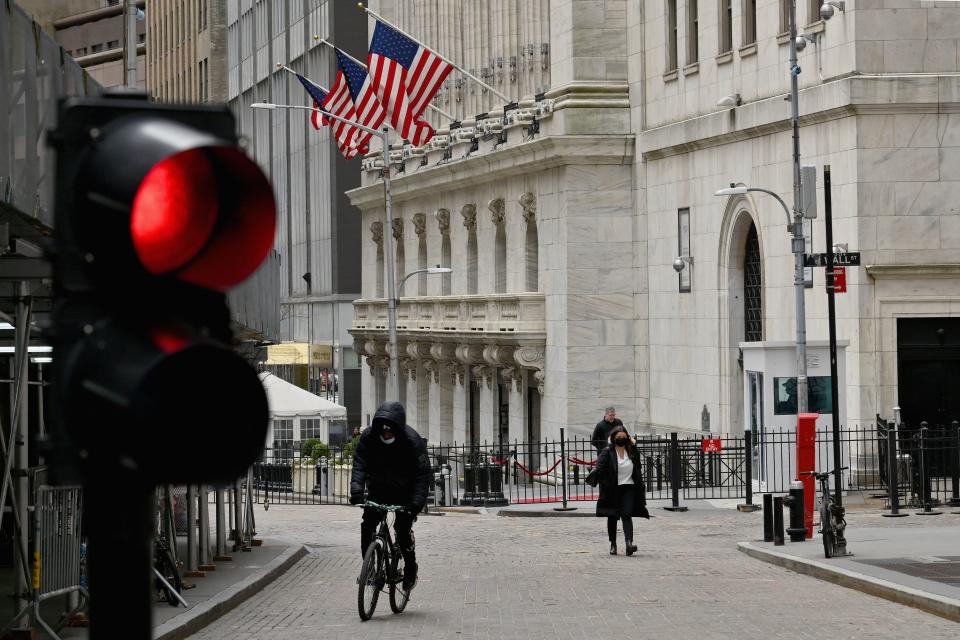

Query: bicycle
[153,533,185,607]
[802,466,849,558]
[357,501,413,621]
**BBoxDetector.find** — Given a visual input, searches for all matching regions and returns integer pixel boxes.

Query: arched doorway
[718,202,764,434]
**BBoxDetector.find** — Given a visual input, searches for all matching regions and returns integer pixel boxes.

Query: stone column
[401,358,418,429]
[449,362,469,444]
[502,367,527,444]
[474,364,496,445]
[430,342,458,444]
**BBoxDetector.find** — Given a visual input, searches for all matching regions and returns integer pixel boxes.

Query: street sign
[831,267,847,293]
[702,439,722,453]
[803,252,861,268]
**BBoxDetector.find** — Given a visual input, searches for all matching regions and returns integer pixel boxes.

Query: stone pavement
[187,501,960,640]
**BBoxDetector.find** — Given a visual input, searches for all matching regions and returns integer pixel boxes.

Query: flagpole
[250,103,400,401]
[313,38,458,122]
[275,63,330,94]
[357,3,514,105]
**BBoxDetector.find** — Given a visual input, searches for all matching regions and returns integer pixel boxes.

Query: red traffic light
[130,146,275,290]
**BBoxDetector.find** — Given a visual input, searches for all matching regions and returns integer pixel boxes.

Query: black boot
[609,541,617,555]
[625,540,637,556]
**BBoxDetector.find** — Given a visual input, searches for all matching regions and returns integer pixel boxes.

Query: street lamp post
[714,184,807,415]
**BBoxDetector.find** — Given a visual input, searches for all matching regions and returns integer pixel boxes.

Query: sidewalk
[37,538,307,640]
[739,522,960,622]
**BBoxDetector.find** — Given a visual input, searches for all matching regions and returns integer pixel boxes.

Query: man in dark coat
[591,406,624,452]
[350,401,430,590]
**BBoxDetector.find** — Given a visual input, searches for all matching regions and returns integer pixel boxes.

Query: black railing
[248,423,960,509]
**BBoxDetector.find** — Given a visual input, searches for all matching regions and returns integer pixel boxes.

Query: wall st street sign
[802,252,861,268]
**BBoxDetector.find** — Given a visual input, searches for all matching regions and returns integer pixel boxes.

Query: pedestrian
[595,425,649,555]
[591,406,624,452]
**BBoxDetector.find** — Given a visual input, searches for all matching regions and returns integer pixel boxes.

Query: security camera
[673,257,686,273]
[794,36,807,52]
[820,3,834,19]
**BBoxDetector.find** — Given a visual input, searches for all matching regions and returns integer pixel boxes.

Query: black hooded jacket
[350,401,431,508]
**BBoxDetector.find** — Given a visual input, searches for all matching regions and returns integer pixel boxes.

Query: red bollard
[797,413,819,540]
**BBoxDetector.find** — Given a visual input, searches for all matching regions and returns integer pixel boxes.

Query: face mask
[614,438,628,446]
[380,435,396,445]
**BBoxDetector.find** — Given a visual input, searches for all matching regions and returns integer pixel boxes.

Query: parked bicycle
[357,501,413,621]
[802,467,849,558]
[153,533,185,607]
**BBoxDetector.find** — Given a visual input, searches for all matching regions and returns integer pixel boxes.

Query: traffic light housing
[47,93,276,486]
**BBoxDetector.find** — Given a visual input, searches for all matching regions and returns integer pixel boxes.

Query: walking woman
[595,425,650,555]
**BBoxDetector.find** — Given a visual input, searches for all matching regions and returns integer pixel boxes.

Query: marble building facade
[349,0,960,443]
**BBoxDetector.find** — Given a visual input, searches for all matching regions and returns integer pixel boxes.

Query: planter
[292,463,317,494]
[331,464,353,498]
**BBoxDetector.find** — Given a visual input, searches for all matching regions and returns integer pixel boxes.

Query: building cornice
[640,74,960,160]
[346,134,634,210]
[866,264,960,279]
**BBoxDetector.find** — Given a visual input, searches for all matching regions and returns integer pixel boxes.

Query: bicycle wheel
[154,546,183,606]
[388,552,410,613]
[357,539,384,621]
[820,502,835,559]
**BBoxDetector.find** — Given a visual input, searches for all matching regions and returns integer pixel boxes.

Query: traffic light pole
[823,165,843,509]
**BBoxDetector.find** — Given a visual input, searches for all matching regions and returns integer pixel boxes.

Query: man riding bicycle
[349,401,430,592]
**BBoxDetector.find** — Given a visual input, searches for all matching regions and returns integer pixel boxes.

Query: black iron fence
[249,421,960,510]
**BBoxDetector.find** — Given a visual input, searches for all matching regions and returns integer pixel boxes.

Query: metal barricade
[8,484,89,639]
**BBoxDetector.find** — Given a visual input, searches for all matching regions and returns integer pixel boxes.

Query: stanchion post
[738,430,760,512]
[883,419,908,517]
[553,427,577,511]
[773,496,785,545]
[763,493,774,541]
[664,433,688,512]
[916,422,942,515]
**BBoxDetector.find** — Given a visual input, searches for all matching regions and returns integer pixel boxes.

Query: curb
[153,544,309,640]
[737,542,960,623]
[498,509,594,518]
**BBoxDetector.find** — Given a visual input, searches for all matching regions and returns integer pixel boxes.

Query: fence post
[646,455,654,493]
[198,486,212,570]
[664,433,688,512]
[916,422,942,515]
[214,487,231,560]
[762,493,774,541]
[185,484,201,576]
[773,496,785,545]
[950,421,960,507]
[883,420,908,517]
[554,427,576,512]
[738,430,760,512]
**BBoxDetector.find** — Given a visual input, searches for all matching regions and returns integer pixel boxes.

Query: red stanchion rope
[513,458,563,477]
[568,457,597,466]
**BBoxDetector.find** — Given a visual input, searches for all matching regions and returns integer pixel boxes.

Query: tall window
[376,244,384,297]
[300,419,322,441]
[743,0,757,45]
[808,0,819,25]
[780,0,790,33]
[525,223,538,292]
[719,0,733,54]
[666,0,679,71]
[467,230,478,294]
[687,0,699,64]
[441,235,452,295]
[273,419,294,459]
[678,208,691,292]
[744,224,762,342]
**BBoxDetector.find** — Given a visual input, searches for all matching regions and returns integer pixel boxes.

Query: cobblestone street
[188,503,959,639]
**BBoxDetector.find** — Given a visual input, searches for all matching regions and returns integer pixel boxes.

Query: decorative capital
[430,342,458,362]
[488,197,505,226]
[400,358,417,381]
[460,204,477,230]
[445,360,465,386]
[365,356,378,376]
[391,218,404,241]
[533,369,545,395]
[500,366,520,393]
[519,192,536,224]
[370,220,384,245]
[483,344,515,367]
[413,213,427,238]
[423,359,441,383]
[513,344,545,371]
[471,364,493,389]
[435,208,450,235]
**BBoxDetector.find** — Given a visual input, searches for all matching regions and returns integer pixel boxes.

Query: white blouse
[616,451,634,485]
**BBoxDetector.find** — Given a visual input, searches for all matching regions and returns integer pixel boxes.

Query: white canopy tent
[259,372,347,454]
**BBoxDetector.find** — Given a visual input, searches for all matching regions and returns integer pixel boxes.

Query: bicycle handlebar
[363,500,406,512]
[800,466,849,477]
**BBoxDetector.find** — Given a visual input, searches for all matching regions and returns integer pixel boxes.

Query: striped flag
[320,67,369,158]
[335,48,385,155]
[294,72,328,131]
[367,20,453,146]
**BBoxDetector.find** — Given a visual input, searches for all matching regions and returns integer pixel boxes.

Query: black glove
[349,493,364,506]
[406,503,422,516]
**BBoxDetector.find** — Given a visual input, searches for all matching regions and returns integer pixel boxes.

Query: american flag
[294,72,327,131]
[320,66,369,158]
[335,48,385,155]
[367,20,453,146]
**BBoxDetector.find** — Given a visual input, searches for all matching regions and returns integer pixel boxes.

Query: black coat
[594,444,650,519]
[350,401,431,508]
[591,418,624,452]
